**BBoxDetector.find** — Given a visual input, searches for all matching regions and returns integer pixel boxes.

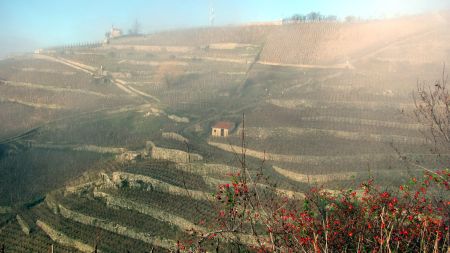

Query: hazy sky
[1,0,449,57]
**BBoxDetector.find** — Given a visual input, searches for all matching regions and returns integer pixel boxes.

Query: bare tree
[325,15,338,21]
[291,14,306,22]
[345,16,357,22]
[413,65,450,153]
[306,12,322,21]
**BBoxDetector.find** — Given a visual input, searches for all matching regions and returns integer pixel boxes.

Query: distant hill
[110,11,449,65]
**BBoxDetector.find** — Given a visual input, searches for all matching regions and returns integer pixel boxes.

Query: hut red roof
[213,121,234,130]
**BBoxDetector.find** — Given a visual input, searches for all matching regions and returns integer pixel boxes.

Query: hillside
[1,12,450,251]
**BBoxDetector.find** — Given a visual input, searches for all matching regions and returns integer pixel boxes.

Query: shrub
[184,169,449,252]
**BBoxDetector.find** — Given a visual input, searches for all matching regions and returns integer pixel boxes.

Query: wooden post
[49,244,53,253]
[1,243,5,253]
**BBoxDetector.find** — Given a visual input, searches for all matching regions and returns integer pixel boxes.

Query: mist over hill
[0,11,449,252]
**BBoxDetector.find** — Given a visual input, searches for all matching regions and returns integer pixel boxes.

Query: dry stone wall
[111,172,211,201]
[58,205,175,250]
[16,215,31,236]
[151,146,202,163]
[93,191,205,233]
[36,220,97,253]
[161,132,189,143]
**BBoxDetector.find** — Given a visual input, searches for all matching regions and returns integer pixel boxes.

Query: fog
[1,0,449,57]
[0,1,450,252]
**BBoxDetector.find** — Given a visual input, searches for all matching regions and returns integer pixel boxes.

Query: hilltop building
[211,121,234,137]
[104,26,123,43]
[109,26,123,38]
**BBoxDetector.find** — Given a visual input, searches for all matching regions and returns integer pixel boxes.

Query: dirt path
[35,54,159,102]
[241,126,425,145]
[110,78,138,96]
[297,116,423,130]
[273,166,357,183]
[257,60,354,70]
[33,54,96,74]
[2,81,109,97]
[0,97,64,110]
[207,141,447,165]
[267,98,415,110]
[117,80,160,102]
[31,143,127,154]
[180,55,249,64]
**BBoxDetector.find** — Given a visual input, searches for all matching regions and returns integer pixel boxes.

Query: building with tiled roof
[211,121,234,137]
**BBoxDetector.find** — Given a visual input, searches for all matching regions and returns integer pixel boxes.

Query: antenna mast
[209,1,215,26]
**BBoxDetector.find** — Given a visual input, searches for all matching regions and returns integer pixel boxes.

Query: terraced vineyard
[0,159,240,252]
[1,11,450,252]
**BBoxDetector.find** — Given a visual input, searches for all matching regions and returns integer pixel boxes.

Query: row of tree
[283,12,361,24]
[127,19,141,36]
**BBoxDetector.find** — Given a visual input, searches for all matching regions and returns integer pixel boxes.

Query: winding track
[34,53,159,102]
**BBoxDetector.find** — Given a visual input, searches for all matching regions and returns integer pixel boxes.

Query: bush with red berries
[184,169,449,252]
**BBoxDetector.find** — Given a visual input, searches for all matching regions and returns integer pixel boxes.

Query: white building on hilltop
[109,26,122,38]
[105,26,123,43]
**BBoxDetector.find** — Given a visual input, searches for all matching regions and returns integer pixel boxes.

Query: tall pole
[209,0,215,26]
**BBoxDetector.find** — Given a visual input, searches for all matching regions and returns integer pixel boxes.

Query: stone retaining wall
[36,220,98,253]
[58,205,175,250]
